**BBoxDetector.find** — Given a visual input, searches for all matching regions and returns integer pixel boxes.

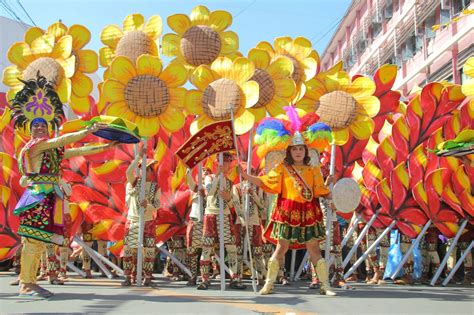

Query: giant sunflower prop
[462,57,474,101]
[309,68,380,145]
[247,48,296,120]
[101,55,187,137]
[162,5,239,71]
[256,37,319,91]
[99,13,162,67]
[11,22,99,115]
[184,56,259,135]
[2,27,75,103]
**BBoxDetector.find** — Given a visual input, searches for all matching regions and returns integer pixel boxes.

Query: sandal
[229,280,247,290]
[308,282,320,289]
[49,278,65,285]
[197,281,210,290]
[121,278,132,287]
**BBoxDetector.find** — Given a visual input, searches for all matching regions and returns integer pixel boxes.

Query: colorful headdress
[254,106,332,158]
[10,74,65,134]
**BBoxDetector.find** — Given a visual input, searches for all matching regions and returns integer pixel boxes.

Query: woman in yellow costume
[240,107,336,296]
[11,76,117,299]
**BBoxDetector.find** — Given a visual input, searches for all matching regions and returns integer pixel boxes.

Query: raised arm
[63,142,116,159]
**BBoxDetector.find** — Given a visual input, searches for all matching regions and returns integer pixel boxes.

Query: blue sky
[1,0,351,62]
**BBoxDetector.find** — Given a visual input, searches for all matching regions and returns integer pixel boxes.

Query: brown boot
[463,268,472,285]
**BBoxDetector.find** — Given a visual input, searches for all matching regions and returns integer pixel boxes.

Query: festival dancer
[241,133,336,296]
[185,167,209,286]
[197,152,246,290]
[121,147,160,287]
[11,76,117,298]
[232,168,267,285]
[420,227,441,284]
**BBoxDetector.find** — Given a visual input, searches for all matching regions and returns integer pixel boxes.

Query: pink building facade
[320,0,473,95]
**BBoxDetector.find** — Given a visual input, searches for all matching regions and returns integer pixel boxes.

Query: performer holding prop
[240,107,336,296]
[122,147,160,287]
[11,76,118,298]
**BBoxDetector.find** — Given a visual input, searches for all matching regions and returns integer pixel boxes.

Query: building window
[453,0,471,16]
[402,32,422,61]
[440,8,451,25]
[424,14,436,39]
[372,21,382,38]
[384,0,393,21]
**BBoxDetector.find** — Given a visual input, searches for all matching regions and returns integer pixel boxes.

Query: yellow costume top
[259,163,330,201]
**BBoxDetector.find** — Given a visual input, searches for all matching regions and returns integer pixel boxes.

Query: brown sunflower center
[250,68,275,108]
[202,78,240,120]
[116,30,154,63]
[23,57,64,86]
[316,90,358,129]
[283,54,303,85]
[181,25,221,66]
[124,75,170,117]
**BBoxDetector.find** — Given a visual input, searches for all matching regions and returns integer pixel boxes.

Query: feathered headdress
[10,74,65,134]
[254,106,332,158]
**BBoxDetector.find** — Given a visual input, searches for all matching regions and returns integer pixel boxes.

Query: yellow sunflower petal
[356,96,380,117]
[7,86,22,102]
[190,115,214,135]
[47,22,67,40]
[190,65,218,91]
[234,110,255,135]
[273,37,292,54]
[136,54,162,76]
[292,82,307,103]
[100,24,123,49]
[99,47,115,67]
[167,14,191,35]
[57,55,75,79]
[274,78,296,98]
[24,27,44,45]
[161,33,179,57]
[221,31,239,55]
[7,42,34,68]
[301,57,318,82]
[136,116,160,137]
[70,94,91,115]
[160,62,188,87]
[168,87,186,108]
[266,96,289,117]
[241,80,259,109]
[2,65,22,87]
[56,78,71,103]
[105,100,131,118]
[211,57,233,77]
[110,56,137,85]
[332,128,350,145]
[347,76,376,98]
[209,10,232,31]
[464,57,474,77]
[256,41,274,53]
[248,48,270,69]
[462,79,474,97]
[292,37,313,59]
[31,34,54,56]
[190,5,210,25]
[229,57,254,84]
[71,72,93,97]
[184,90,204,115]
[295,95,317,113]
[68,24,91,50]
[250,107,267,122]
[159,107,185,133]
[77,49,98,73]
[266,56,294,79]
[123,13,145,32]
[144,15,163,40]
[349,117,375,140]
[51,35,73,59]
[102,79,125,103]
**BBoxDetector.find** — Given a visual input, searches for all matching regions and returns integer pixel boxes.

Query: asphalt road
[1,272,473,314]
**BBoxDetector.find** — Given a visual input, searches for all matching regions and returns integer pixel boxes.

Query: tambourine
[332,178,361,213]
